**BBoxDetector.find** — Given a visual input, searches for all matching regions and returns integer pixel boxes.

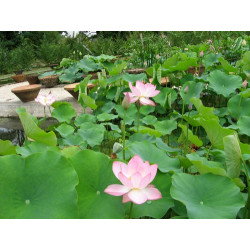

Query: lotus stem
[242,159,250,219]
[136,103,140,133]
[128,202,134,219]
[122,110,126,160]
[44,106,47,131]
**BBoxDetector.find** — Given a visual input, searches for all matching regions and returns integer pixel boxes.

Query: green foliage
[0,151,78,218]
[171,173,245,219]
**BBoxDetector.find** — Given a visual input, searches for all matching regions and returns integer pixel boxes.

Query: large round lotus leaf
[142,115,158,125]
[52,102,76,123]
[128,140,180,173]
[154,119,177,135]
[69,150,125,219]
[237,116,250,136]
[0,151,78,219]
[186,153,226,176]
[180,81,204,105]
[207,70,242,97]
[228,94,250,120]
[170,173,245,219]
[0,140,16,155]
[126,172,174,219]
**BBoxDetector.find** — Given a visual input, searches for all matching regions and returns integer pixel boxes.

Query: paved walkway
[0,82,84,118]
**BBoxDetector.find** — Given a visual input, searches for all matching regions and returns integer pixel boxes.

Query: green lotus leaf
[16,108,57,147]
[79,93,97,110]
[237,116,250,136]
[128,140,180,173]
[52,102,76,123]
[200,119,234,150]
[202,53,222,69]
[178,124,203,147]
[78,123,105,147]
[77,57,100,73]
[61,146,81,158]
[126,172,174,218]
[186,153,227,176]
[55,124,75,138]
[142,115,158,125]
[130,126,162,137]
[170,173,245,219]
[140,105,155,115]
[16,141,59,157]
[122,73,147,83]
[207,70,242,97]
[0,151,78,218]
[228,94,250,120]
[69,150,125,218]
[223,133,242,179]
[74,113,96,126]
[218,57,238,73]
[154,119,177,136]
[0,140,16,155]
[180,81,204,105]
[153,87,177,108]
[97,113,118,122]
[115,104,137,125]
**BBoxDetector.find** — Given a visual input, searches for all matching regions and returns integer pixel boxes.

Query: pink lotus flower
[123,81,160,106]
[156,54,160,60]
[199,51,204,57]
[35,91,56,106]
[184,85,189,93]
[122,92,131,110]
[242,80,248,89]
[104,155,162,204]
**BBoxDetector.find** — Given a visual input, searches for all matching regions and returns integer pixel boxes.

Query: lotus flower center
[44,97,47,103]
[25,200,30,205]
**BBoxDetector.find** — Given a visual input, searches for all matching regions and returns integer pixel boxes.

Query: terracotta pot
[40,75,59,88]
[64,82,96,99]
[12,74,26,83]
[26,74,40,85]
[187,65,205,76]
[14,70,24,75]
[11,84,42,102]
[126,68,146,74]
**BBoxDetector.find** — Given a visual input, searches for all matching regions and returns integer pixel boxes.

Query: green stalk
[184,110,191,155]
[128,202,134,219]
[180,101,185,126]
[242,159,250,219]
[43,106,47,131]
[122,110,126,160]
[136,102,140,133]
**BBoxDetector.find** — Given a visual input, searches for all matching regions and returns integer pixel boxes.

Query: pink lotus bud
[184,86,189,93]
[207,39,212,44]
[156,54,160,60]
[144,61,147,66]
[242,80,248,89]
[122,92,131,109]
[184,48,188,51]
[188,103,193,110]
[199,51,204,57]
